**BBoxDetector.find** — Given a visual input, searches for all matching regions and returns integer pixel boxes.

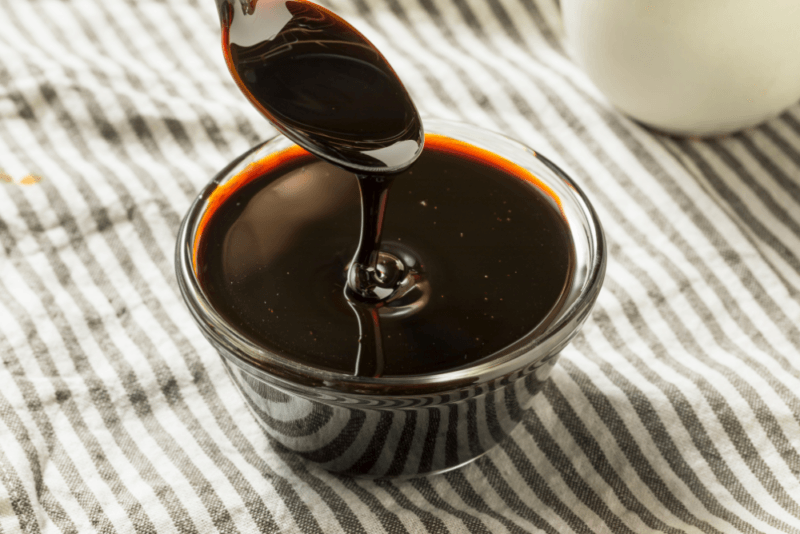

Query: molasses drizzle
[216,0,423,376]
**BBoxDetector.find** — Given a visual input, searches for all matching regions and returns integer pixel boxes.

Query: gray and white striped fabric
[1,0,799,532]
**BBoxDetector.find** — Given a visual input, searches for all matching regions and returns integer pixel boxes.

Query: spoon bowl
[216,0,423,174]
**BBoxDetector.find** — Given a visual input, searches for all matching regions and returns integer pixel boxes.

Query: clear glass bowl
[175,118,606,478]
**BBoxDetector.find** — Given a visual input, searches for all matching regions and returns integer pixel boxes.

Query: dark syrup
[207,0,573,377]
[217,0,427,375]
[195,136,574,377]
[217,0,423,173]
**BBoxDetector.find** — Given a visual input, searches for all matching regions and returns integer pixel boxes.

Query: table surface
[1,1,799,533]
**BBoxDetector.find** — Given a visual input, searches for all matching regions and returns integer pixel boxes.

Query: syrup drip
[216,0,425,375]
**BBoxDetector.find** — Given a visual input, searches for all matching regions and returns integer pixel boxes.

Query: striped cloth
[1,0,799,532]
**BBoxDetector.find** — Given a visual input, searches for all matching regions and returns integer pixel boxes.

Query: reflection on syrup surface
[196,135,575,377]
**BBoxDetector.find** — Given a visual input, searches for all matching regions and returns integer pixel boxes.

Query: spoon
[215,0,424,174]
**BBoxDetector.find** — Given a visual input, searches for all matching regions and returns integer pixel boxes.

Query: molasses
[195,135,574,377]
[204,0,574,378]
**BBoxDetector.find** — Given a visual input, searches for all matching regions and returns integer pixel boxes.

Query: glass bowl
[175,118,606,478]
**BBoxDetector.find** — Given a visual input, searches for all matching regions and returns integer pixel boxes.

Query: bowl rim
[175,118,606,397]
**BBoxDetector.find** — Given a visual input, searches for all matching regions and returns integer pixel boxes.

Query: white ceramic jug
[561,0,800,136]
